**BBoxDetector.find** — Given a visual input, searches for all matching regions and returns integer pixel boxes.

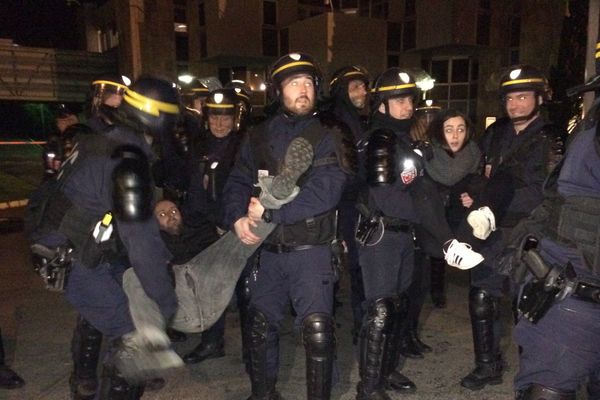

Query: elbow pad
[111,145,153,222]
[366,128,397,186]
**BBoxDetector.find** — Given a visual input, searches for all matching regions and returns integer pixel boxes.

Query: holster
[355,208,382,246]
[30,243,73,292]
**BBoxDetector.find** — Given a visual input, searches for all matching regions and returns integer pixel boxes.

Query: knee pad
[248,307,270,346]
[518,383,575,400]
[469,287,499,320]
[364,298,396,334]
[302,313,335,355]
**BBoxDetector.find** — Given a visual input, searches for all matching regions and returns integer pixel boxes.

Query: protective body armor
[249,115,354,246]
[26,125,151,269]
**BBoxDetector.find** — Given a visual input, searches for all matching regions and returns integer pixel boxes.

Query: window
[476,12,491,45]
[357,0,389,19]
[262,28,278,56]
[279,28,289,55]
[263,1,277,25]
[175,34,189,62]
[387,22,402,52]
[402,19,416,50]
[174,0,186,24]
[198,1,205,26]
[200,31,207,58]
[404,0,416,17]
[424,57,478,119]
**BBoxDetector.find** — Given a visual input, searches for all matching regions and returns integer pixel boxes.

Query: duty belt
[571,280,600,304]
[261,243,318,254]
[382,216,413,233]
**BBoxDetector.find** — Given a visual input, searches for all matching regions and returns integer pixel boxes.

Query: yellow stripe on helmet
[206,103,235,109]
[374,83,417,92]
[501,78,545,87]
[123,89,180,116]
[596,42,600,50]
[271,61,315,78]
[191,87,209,92]
[92,80,128,91]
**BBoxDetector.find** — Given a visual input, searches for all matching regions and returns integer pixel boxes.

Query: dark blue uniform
[223,110,346,382]
[514,114,600,396]
[359,113,418,300]
[60,126,177,338]
[330,99,368,338]
[477,116,562,295]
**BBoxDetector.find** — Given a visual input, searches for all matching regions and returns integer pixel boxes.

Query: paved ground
[0,207,519,400]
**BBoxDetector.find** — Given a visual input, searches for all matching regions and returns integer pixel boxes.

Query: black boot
[381,296,416,394]
[430,257,447,308]
[97,364,144,400]
[460,288,504,390]
[246,308,281,400]
[399,322,432,359]
[183,315,225,364]
[356,298,394,400]
[303,313,335,400]
[70,317,103,400]
[0,327,25,390]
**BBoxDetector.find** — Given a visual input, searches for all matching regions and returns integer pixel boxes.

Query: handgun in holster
[30,243,73,292]
[355,209,382,246]
[517,237,578,323]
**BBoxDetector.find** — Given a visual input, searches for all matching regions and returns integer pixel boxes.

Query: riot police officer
[182,88,244,364]
[225,79,254,131]
[510,74,600,400]
[222,52,352,400]
[86,74,130,132]
[355,68,421,400]
[327,65,370,342]
[460,65,566,391]
[30,76,182,399]
[67,74,132,400]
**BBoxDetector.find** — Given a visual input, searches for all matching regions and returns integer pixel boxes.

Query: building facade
[82,0,564,128]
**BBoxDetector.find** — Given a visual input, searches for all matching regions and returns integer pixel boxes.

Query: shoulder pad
[326,119,358,175]
[111,145,153,222]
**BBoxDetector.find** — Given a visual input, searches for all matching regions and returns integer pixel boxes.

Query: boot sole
[271,137,313,199]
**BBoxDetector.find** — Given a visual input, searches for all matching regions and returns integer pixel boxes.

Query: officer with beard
[223,52,353,400]
[327,66,370,343]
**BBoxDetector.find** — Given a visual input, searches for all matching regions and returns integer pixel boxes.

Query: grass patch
[0,144,43,202]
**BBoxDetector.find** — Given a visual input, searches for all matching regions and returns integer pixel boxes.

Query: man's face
[208,114,235,138]
[505,90,538,125]
[154,200,182,235]
[104,93,123,108]
[380,95,414,120]
[55,114,79,134]
[347,79,368,109]
[281,73,316,116]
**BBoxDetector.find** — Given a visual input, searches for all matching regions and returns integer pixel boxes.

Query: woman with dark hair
[404,108,515,378]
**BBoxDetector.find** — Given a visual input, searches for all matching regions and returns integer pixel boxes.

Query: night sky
[0,0,81,50]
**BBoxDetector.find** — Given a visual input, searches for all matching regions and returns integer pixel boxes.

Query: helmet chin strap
[509,95,541,125]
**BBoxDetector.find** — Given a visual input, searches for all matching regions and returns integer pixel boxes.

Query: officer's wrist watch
[262,209,273,223]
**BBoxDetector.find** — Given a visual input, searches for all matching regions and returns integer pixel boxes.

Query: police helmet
[499,64,549,100]
[90,74,130,113]
[122,76,181,135]
[371,68,418,111]
[329,65,370,98]
[268,52,322,97]
[203,88,243,132]
[180,79,210,108]
[224,80,253,128]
